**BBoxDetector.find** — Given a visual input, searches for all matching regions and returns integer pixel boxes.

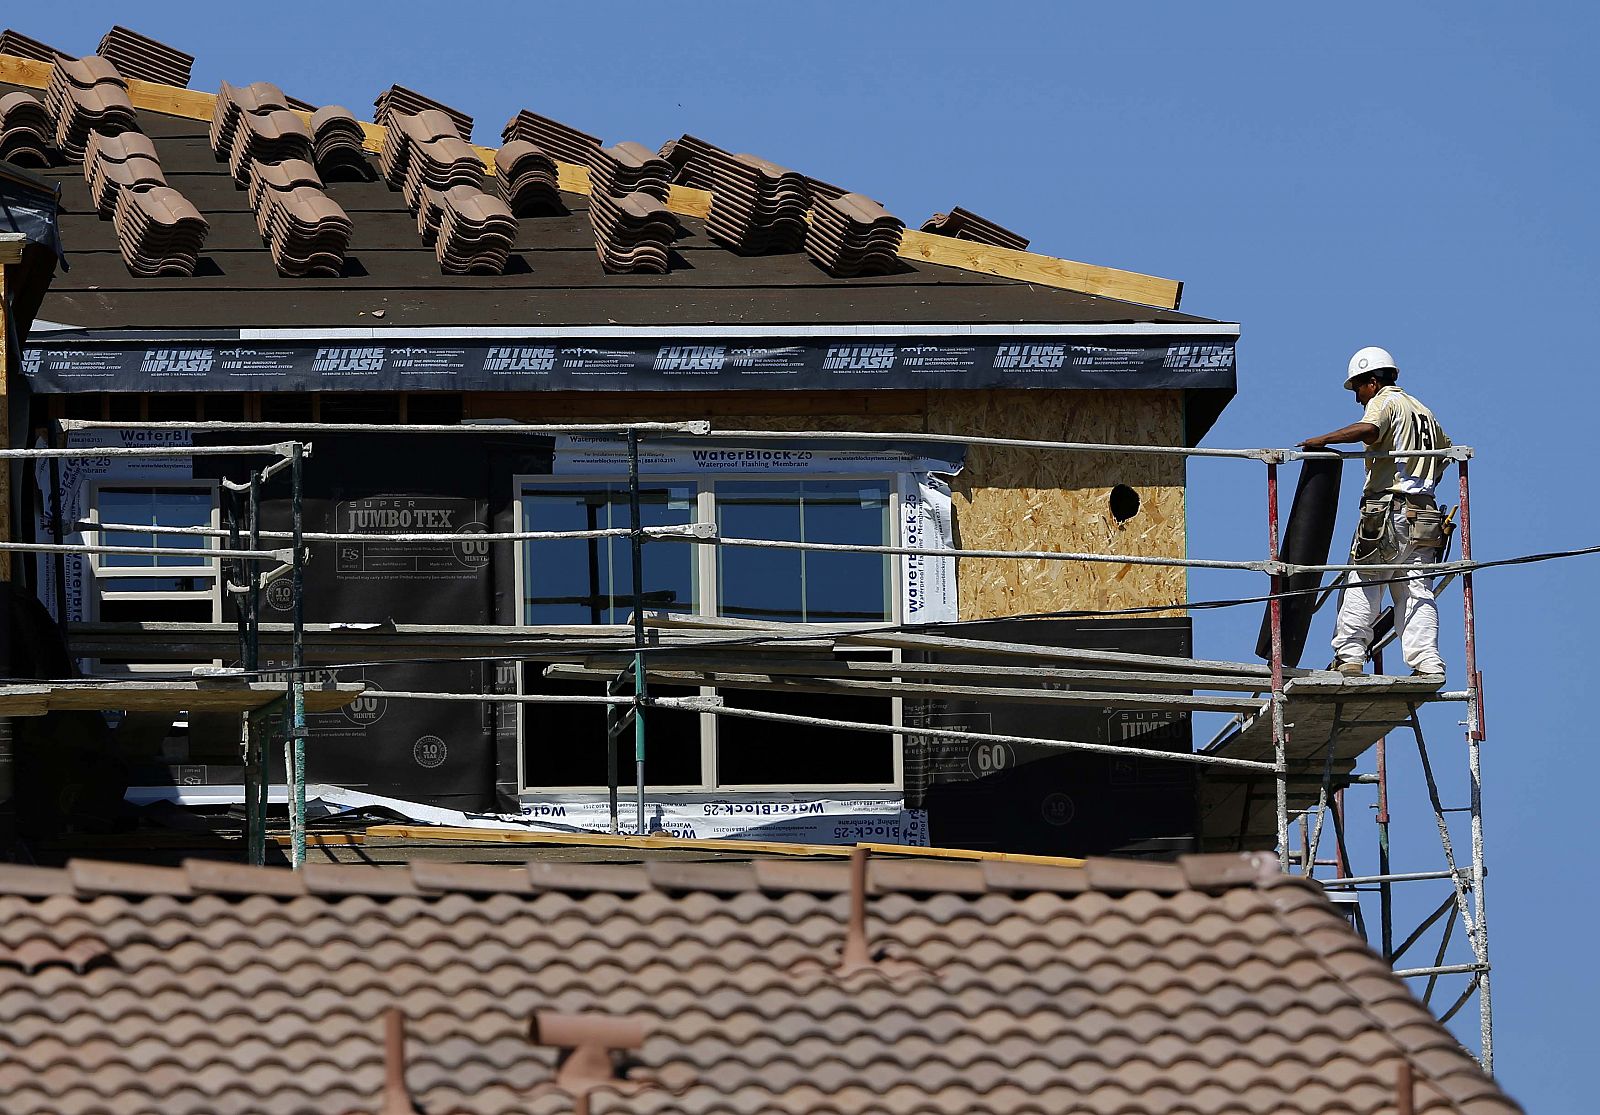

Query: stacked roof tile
[381,110,474,196]
[685,141,812,254]
[494,140,562,216]
[0,852,1520,1114]
[95,26,194,89]
[308,105,370,180]
[378,108,525,275]
[83,130,165,216]
[0,91,53,166]
[0,29,65,63]
[209,79,314,184]
[806,192,905,277]
[43,55,137,162]
[112,185,207,276]
[225,108,313,185]
[256,184,353,277]
[212,80,352,277]
[208,80,287,155]
[662,132,854,217]
[399,120,483,210]
[921,205,1030,250]
[588,141,677,273]
[502,109,601,167]
[374,84,473,142]
[434,186,517,273]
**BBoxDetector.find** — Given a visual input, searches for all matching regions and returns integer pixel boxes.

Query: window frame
[512,471,906,796]
[81,480,223,675]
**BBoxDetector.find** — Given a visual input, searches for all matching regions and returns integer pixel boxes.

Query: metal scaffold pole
[627,429,648,836]
[1265,456,1289,871]
[288,443,307,868]
[1374,647,1394,961]
[246,469,266,866]
[1457,458,1492,1073]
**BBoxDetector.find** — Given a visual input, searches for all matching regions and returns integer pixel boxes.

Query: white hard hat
[1344,346,1398,389]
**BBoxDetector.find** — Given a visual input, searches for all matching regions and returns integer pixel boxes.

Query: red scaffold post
[1266,459,1289,870]
[1457,458,1493,1072]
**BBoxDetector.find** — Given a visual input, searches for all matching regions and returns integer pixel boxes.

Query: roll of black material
[1256,457,1343,667]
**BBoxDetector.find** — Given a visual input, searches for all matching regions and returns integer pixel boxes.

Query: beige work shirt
[1361,385,1452,497]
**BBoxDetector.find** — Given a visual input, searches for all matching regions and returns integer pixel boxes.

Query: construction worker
[1298,347,1452,679]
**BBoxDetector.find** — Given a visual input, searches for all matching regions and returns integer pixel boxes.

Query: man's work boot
[1335,660,1366,677]
[1411,664,1446,680]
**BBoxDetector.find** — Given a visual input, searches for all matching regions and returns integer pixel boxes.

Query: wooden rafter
[0,52,1183,307]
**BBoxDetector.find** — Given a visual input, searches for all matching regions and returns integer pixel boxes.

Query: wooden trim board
[0,680,363,716]
[0,52,1182,307]
[364,824,1087,867]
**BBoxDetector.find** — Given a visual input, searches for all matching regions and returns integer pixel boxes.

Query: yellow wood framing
[364,823,1088,867]
[0,51,1182,306]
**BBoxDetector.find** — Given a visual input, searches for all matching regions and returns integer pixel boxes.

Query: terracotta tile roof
[2,35,1200,321]
[921,205,1030,251]
[0,90,51,166]
[95,26,194,89]
[0,851,1519,1115]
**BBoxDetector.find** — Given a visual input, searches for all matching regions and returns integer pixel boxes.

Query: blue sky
[16,2,1597,1108]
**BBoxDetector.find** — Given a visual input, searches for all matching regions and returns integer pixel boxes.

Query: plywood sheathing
[926,390,1186,620]
[469,389,1186,620]
[0,52,1183,308]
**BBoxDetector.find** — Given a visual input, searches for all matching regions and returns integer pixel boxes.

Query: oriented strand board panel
[925,390,1187,620]
[475,389,1186,621]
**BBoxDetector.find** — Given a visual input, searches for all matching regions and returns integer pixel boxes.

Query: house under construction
[0,24,1500,1089]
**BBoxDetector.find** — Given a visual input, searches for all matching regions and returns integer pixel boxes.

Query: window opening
[516,475,901,793]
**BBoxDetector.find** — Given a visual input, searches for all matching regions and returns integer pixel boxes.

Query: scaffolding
[38,418,1493,1070]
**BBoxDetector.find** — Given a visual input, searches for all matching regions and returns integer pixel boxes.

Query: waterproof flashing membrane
[19,322,1240,444]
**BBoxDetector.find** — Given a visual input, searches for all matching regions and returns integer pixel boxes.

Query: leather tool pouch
[1352,497,1399,564]
[1407,505,1446,550]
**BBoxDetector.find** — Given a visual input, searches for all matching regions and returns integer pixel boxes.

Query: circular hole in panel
[1109,485,1141,523]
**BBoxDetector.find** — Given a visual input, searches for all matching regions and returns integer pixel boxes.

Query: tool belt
[1351,492,1453,565]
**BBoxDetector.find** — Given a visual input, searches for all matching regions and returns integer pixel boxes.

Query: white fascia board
[238,322,1241,342]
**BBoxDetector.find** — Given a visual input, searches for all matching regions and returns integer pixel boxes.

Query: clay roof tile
[67,859,192,896]
[920,206,1030,251]
[301,862,422,897]
[96,26,194,88]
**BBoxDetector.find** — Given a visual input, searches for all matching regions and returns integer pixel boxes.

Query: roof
[0,850,1519,1115]
[0,43,1215,331]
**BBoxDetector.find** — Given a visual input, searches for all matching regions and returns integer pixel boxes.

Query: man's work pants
[1332,505,1445,674]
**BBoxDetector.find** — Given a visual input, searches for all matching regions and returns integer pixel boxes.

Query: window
[86,484,221,645]
[716,480,892,623]
[515,475,901,793]
[520,482,697,624]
